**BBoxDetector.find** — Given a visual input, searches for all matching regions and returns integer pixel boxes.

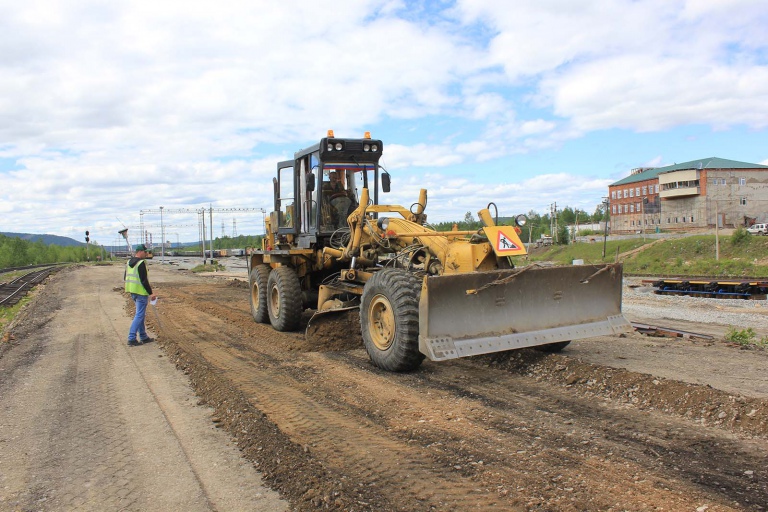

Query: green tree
[560,206,575,225]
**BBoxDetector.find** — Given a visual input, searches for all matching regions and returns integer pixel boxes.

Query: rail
[0,263,67,275]
[0,267,61,306]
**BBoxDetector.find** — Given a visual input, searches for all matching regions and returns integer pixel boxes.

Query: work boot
[127,340,141,347]
[140,337,155,344]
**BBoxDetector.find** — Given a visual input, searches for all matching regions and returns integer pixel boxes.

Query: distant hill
[0,232,84,247]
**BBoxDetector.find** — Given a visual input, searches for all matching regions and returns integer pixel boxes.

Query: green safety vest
[125,260,149,295]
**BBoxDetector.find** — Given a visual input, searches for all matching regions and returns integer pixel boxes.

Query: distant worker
[124,244,157,346]
[325,171,354,229]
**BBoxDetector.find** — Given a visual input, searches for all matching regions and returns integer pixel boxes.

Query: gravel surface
[623,277,768,333]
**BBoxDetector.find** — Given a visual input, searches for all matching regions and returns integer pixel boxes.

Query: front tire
[249,264,271,323]
[360,269,424,372]
[267,266,303,331]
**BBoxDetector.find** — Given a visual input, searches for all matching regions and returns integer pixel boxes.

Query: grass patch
[0,295,33,336]
[524,238,650,265]
[525,234,768,277]
[191,261,227,273]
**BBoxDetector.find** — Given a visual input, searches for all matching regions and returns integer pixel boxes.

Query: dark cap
[135,244,148,252]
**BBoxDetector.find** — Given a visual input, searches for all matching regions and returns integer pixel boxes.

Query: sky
[1,0,767,247]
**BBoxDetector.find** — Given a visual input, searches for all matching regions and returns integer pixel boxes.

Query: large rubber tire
[249,264,271,323]
[267,266,303,331]
[360,269,425,372]
[534,341,571,353]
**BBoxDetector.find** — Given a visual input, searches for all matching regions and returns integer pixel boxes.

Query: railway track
[641,277,768,299]
[0,267,60,306]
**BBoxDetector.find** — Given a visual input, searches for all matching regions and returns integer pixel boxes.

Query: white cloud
[0,0,766,242]
[457,0,768,132]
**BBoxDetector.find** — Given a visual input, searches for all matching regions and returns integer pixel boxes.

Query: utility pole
[200,210,207,262]
[715,200,720,261]
[209,205,214,258]
[139,205,266,263]
[602,197,609,259]
[160,205,165,263]
[550,202,558,243]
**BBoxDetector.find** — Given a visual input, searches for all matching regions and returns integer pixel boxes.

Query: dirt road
[3,262,768,511]
[0,264,287,511]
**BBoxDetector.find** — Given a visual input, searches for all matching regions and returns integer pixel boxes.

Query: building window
[611,191,616,199]
[631,220,635,226]
[667,218,671,223]
[642,186,647,195]
[635,187,640,196]
[690,216,694,222]
[721,178,727,185]
[655,184,659,193]
[740,197,747,206]
[661,179,700,191]
[630,204,635,213]
[739,177,746,186]
[629,188,634,197]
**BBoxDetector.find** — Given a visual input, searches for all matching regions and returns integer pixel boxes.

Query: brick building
[608,157,768,233]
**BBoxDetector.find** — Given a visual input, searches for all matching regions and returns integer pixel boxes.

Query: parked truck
[247,131,631,371]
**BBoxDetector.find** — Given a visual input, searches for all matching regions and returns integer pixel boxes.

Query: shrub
[191,261,226,273]
[730,227,751,247]
[724,326,767,348]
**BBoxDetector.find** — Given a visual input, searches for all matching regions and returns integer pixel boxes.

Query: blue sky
[1,0,767,246]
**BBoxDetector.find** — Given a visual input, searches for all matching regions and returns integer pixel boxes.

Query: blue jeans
[128,293,149,341]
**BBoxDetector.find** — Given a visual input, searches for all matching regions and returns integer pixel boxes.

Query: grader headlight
[377,217,390,231]
[515,214,527,227]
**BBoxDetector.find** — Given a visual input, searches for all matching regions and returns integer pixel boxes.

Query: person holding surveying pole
[124,244,157,346]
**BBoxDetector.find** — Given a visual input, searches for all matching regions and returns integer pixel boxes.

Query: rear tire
[267,266,303,331]
[534,341,571,353]
[249,264,271,323]
[360,269,424,372]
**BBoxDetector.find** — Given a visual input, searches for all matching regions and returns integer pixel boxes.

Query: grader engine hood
[418,263,631,361]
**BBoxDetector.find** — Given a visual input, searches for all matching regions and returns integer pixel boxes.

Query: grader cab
[247,131,631,371]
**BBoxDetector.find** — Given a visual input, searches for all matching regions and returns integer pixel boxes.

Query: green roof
[611,157,768,186]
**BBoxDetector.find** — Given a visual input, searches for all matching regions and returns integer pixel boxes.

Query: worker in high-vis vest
[124,244,157,346]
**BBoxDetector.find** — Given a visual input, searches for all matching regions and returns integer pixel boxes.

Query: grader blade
[306,303,359,331]
[418,263,631,361]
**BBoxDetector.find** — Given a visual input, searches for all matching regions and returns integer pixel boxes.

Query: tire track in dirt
[320,351,767,510]
[156,287,510,509]
[144,276,768,511]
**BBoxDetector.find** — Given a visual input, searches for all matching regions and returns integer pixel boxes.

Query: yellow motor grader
[247,131,631,371]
